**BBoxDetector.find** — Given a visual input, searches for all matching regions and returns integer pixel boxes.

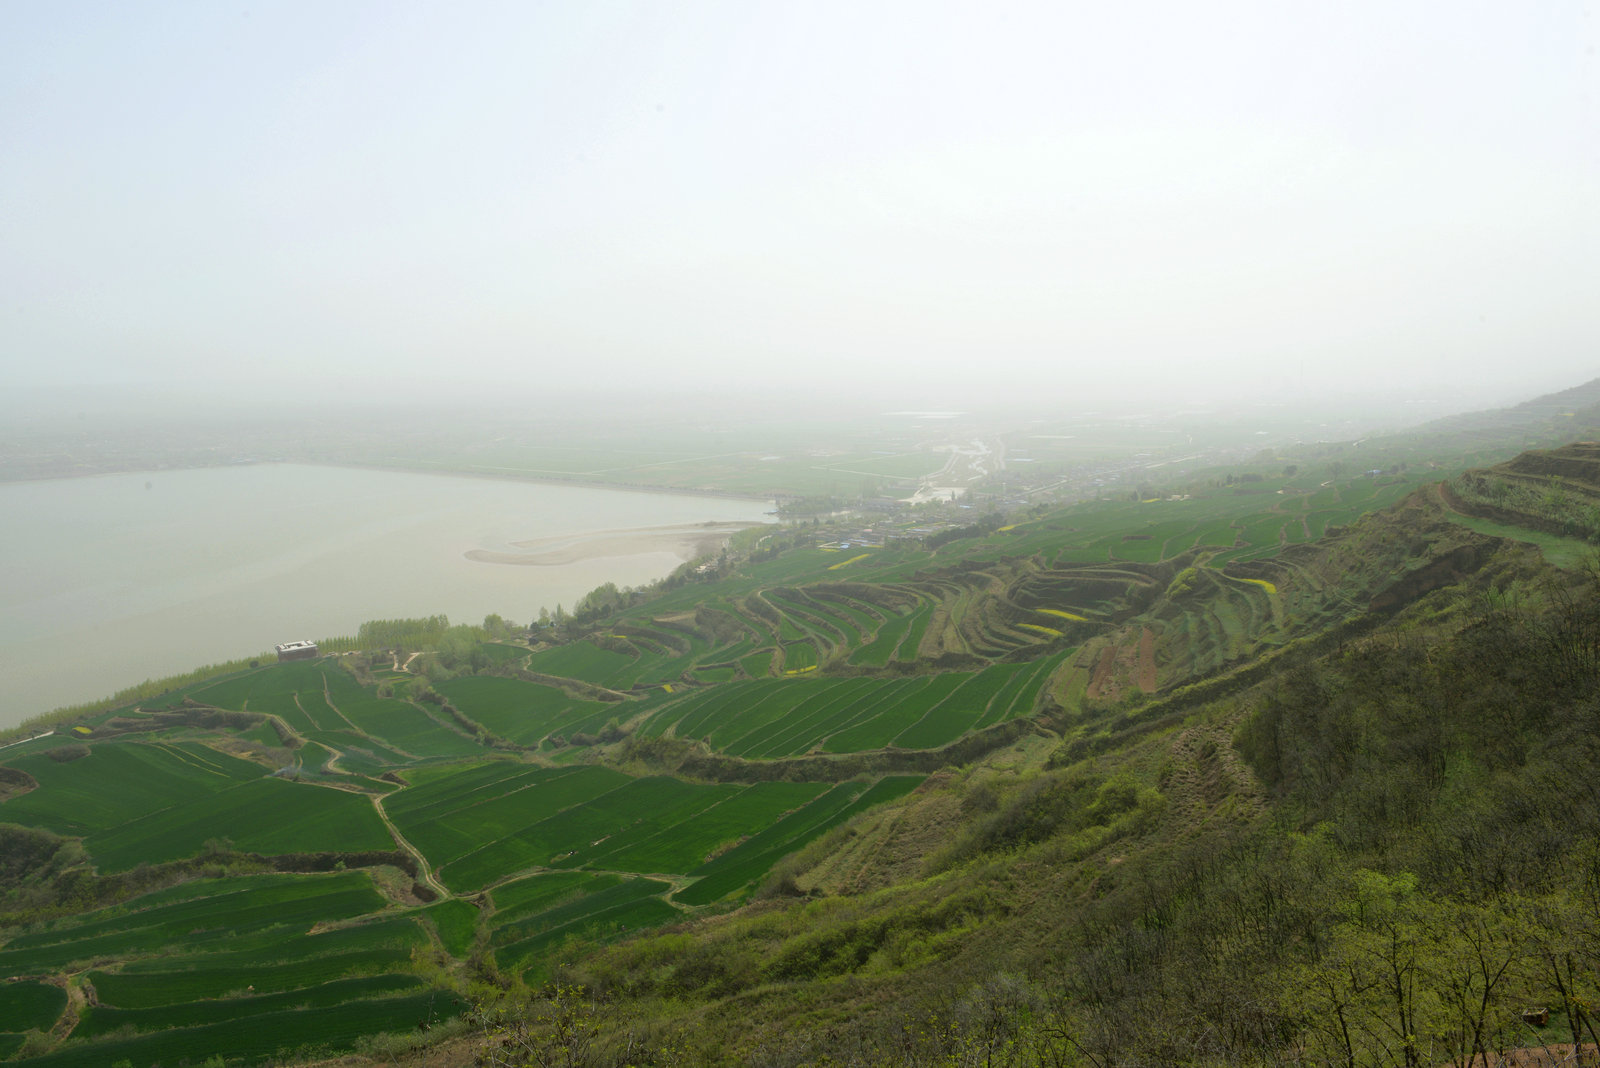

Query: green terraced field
[544,779,746,870]
[849,605,920,666]
[0,877,443,1063]
[186,660,332,732]
[491,870,611,926]
[733,678,887,758]
[299,728,412,775]
[979,651,1069,728]
[493,876,679,976]
[893,670,1011,749]
[740,648,776,676]
[0,982,65,1033]
[636,659,1043,760]
[88,919,426,1007]
[11,989,464,1068]
[0,873,387,974]
[319,668,481,757]
[422,898,480,957]
[898,602,936,660]
[438,775,833,890]
[523,642,637,686]
[0,742,264,837]
[73,974,426,1038]
[437,675,614,745]
[587,781,830,874]
[86,776,395,871]
[781,641,819,672]
[389,764,632,890]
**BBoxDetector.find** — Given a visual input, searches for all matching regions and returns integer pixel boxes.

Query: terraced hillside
[518,466,1600,1066]
[478,465,1471,720]
[0,451,1560,1065]
[1449,440,1600,543]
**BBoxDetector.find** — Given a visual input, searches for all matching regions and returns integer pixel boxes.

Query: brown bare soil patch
[1085,641,1118,700]
[1087,628,1158,702]
[210,735,290,769]
[1137,626,1157,692]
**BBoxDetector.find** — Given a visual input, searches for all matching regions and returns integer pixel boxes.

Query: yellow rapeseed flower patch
[662,683,674,693]
[1018,623,1065,638]
[828,553,871,571]
[1237,577,1278,594]
[783,665,818,675]
[998,524,1017,532]
[1038,608,1088,622]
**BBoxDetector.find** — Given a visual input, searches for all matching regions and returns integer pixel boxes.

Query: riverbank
[465,521,766,567]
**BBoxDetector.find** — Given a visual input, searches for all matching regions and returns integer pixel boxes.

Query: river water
[0,464,772,728]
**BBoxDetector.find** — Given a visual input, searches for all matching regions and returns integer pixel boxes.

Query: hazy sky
[3,2,1596,411]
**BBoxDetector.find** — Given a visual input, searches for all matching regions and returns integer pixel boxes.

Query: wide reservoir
[0,464,772,727]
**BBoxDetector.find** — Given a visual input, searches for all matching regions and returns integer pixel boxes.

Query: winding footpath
[371,792,450,901]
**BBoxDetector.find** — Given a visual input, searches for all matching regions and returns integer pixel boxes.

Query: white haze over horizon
[2,2,1597,415]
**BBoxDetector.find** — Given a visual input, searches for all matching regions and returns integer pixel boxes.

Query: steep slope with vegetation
[502,493,1599,1067]
[1450,440,1600,543]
